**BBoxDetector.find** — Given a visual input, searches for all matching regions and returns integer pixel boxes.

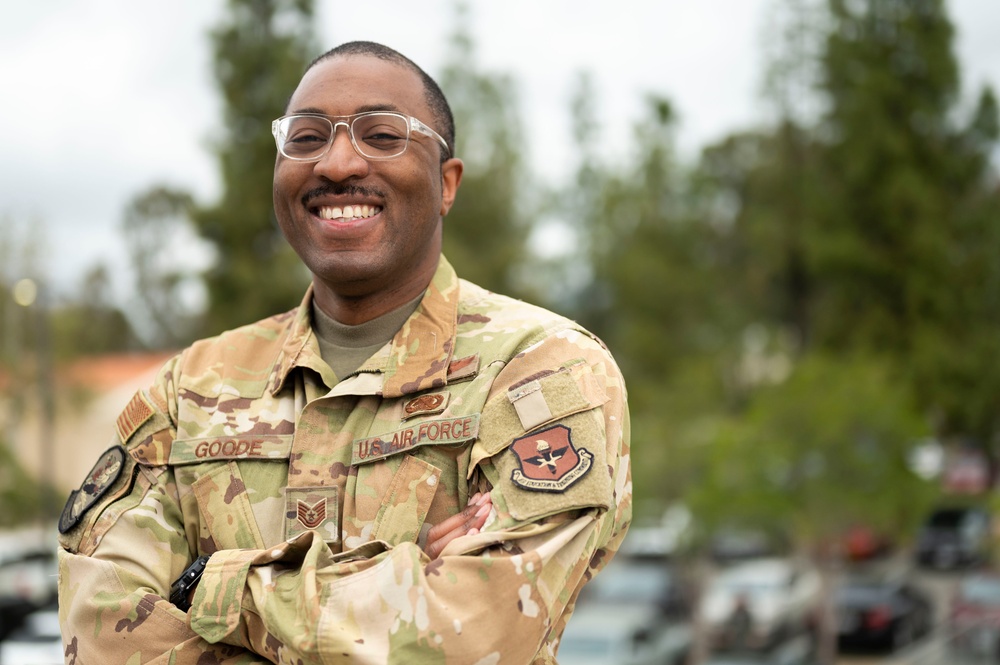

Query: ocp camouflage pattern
[57,257,632,664]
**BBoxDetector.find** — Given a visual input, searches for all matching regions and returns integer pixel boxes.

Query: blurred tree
[817,0,978,347]
[697,0,1000,457]
[817,0,1000,461]
[558,90,746,511]
[123,186,207,348]
[50,265,139,359]
[0,438,62,525]
[437,2,535,300]
[190,0,317,336]
[688,353,935,548]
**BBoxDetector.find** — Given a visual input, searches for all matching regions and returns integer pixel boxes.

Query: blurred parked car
[709,527,786,565]
[559,603,691,665]
[839,524,893,562]
[948,571,1000,658]
[914,506,991,569]
[578,556,693,618]
[0,549,58,642]
[700,558,821,652]
[0,601,62,665]
[619,504,693,561]
[835,570,934,652]
[704,633,815,665]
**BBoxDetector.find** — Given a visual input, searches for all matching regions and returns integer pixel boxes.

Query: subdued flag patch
[115,391,155,443]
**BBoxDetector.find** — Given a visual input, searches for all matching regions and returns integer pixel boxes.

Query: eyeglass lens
[276,114,410,160]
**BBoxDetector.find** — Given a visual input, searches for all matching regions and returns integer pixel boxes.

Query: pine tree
[191,0,317,336]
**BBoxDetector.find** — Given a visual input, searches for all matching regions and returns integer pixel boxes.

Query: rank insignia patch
[284,487,339,543]
[510,424,593,493]
[296,499,327,530]
[58,446,127,534]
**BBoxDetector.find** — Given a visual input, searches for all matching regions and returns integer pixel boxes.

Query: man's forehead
[289,55,425,114]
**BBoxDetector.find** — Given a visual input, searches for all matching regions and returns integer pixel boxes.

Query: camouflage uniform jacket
[57,256,632,665]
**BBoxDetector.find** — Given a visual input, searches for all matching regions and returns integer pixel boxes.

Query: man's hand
[424,492,492,559]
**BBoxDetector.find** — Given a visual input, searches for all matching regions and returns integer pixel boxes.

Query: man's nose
[313,124,369,180]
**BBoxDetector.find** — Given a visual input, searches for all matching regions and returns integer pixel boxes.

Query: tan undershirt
[311,293,424,382]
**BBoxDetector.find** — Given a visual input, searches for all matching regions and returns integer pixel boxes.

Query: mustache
[302,183,384,206]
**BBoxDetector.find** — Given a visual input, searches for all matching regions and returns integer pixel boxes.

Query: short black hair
[306,41,455,158]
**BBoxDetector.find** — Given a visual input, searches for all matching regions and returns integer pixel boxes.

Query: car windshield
[927,509,968,527]
[960,577,1000,604]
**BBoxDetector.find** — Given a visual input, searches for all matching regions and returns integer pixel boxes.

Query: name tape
[170,435,293,464]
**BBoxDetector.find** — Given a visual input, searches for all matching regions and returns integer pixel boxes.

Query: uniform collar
[268,256,460,398]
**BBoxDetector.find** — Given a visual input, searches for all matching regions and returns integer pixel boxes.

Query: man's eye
[288,132,328,144]
[361,132,406,148]
[359,121,406,144]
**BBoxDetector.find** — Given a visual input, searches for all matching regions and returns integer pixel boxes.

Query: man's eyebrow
[290,103,403,116]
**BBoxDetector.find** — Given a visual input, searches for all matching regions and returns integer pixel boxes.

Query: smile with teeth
[317,205,382,221]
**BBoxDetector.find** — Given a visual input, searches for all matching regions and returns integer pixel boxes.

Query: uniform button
[427,476,438,487]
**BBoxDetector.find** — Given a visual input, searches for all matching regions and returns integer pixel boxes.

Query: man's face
[273,55,462,310]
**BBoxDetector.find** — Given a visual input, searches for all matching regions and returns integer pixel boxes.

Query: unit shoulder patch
[58,446,127,534]
[509,424,592,493]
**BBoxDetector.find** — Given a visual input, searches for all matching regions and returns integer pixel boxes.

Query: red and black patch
[58,446,127,534]
[510,424,593,492]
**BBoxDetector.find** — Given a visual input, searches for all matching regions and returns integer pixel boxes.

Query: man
[57,41,631,664]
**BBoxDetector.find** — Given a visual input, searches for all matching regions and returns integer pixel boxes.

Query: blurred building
[9,351,174,492]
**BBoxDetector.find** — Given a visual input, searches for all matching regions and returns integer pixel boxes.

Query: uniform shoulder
[177,308,299,396]
[457,278,602,345]
[457,279,577,328]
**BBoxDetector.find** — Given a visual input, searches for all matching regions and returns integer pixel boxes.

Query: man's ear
[439,158,464,216]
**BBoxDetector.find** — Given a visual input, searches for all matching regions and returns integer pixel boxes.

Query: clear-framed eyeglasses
[271,111,451,162]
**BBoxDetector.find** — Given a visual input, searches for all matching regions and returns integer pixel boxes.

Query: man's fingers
[425,493,492,559]
[426,492,489,542]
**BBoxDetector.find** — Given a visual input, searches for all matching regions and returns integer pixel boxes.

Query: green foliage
[437,3,534,300]
[560,0,1000,532]
[49,266,140,360]
[190,0,317,336]
[687,353,936,547]
[817,0,971,352]
[0,440,63,526]
[122,187,204,348]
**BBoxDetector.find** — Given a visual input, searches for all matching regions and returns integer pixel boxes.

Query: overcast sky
[2,0,999,303]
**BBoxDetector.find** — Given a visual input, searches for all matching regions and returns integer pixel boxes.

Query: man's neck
[311,282,425,325]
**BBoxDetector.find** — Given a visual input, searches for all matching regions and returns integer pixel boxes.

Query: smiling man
[57,42,631,664]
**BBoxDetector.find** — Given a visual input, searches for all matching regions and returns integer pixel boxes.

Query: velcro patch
[59,446,127,534]
[169,435,293,464]
[509,424,592,493]
[446,354,479,382]
[116,391,155,443]
[284,487,339,543]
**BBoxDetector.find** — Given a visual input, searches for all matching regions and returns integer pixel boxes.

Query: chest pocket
[369,455,442,545]
[172,435,293,552]
[191,461,265,552]
[344,413,480,550]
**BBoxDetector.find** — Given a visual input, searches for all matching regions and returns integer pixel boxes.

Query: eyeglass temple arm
[409,117,451,156]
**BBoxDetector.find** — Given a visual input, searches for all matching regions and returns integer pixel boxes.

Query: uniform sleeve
[189,331,633,664]
[56,356,268,665]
